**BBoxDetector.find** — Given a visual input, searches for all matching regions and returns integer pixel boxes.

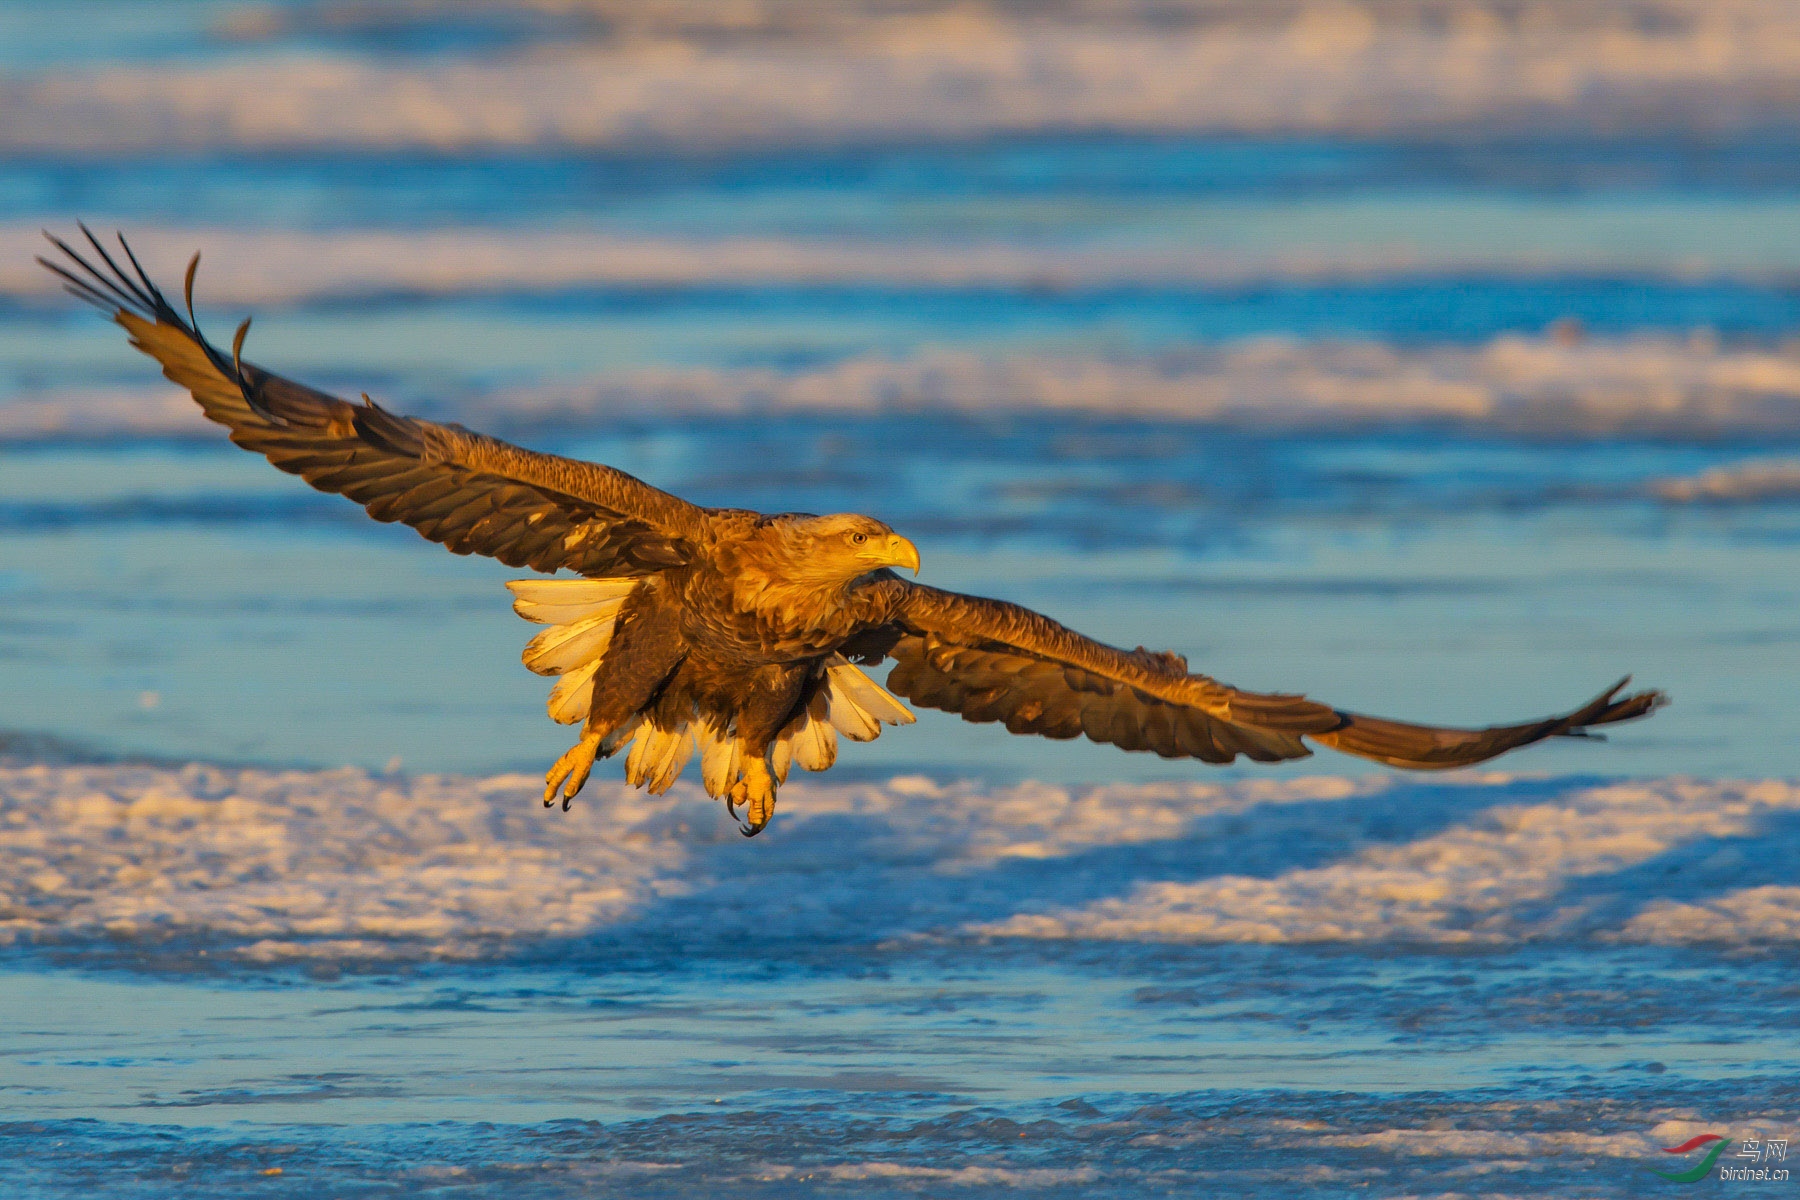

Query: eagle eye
[849,532,868,545]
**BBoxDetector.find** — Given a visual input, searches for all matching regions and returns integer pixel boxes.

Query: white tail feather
[824,655,915,726]
[792,691,839,772]
[794,715,838,772]
[624,721,694,794]
[515,591,631,631]
[512,579,638,738]
[506,577,638,624]
[825,688,881,741]
[651,728,694,794]
[770,729,794,784]
[546,658,601,724]
[767,660,908,777]
[522,609,621,675]
[623,723,657,783]
[695,719,745,798]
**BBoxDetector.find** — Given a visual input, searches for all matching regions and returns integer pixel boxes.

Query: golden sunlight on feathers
[41,228,1666,837]
[513,587,914,799]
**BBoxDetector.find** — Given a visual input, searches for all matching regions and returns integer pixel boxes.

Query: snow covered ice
[3,2,1799,1194]
[3,764,1796,962]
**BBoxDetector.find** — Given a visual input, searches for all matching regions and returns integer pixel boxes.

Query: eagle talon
[721,760,776,834]
[544,735,601,809]
[732,758,777,836]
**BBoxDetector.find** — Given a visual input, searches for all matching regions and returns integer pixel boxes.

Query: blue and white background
[0,1,1797,1194]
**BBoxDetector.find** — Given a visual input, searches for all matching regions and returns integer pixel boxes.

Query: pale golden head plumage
[767,512,921,586]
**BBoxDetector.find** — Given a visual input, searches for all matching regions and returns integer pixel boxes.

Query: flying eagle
[42,229,1664,835]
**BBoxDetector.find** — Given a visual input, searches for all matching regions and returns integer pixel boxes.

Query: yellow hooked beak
[861,533,921,575]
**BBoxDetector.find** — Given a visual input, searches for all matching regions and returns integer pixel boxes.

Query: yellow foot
[726,757,778,837]
[544,734,601,810]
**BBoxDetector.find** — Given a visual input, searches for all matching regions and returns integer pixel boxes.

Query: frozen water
[2,3,1798,1194]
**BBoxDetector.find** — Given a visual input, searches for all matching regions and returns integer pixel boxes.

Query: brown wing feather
[873,583,1664,770]
[40,228,704,577]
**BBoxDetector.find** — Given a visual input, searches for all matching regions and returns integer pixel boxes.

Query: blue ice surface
[3,9,1800,1193]
[0,948,1794,1197]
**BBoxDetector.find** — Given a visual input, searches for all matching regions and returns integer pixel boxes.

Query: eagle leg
[729,756,778,837]
[544,733,602,809]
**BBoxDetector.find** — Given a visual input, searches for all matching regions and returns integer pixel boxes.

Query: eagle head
[777,512,921,582]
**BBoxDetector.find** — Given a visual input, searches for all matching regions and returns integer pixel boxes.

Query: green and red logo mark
[1653,1134,1729,1183]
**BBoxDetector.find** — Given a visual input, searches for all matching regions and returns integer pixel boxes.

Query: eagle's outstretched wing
[848,582,1663,769]
[41,227,705,576]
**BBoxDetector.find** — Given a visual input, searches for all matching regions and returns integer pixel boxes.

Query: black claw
[543,795,554,807]
[561,794,573,812]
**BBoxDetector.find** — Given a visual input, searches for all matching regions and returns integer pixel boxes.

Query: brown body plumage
[42,228,1666,835]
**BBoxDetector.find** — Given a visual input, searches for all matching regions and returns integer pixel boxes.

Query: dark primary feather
[876,584,1664,769]
[40,226,704,577]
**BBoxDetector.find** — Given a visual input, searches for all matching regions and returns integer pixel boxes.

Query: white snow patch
[970,778,1800,945]
[14,335,1800,440]
[1314,1128,1658,1159]
[8,2,1800,152]
[489,337,1800,437]
[0,762,702,959]
[1651,459,1800,502]
[1621,885,1800,945]
[1,763,1793,960]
